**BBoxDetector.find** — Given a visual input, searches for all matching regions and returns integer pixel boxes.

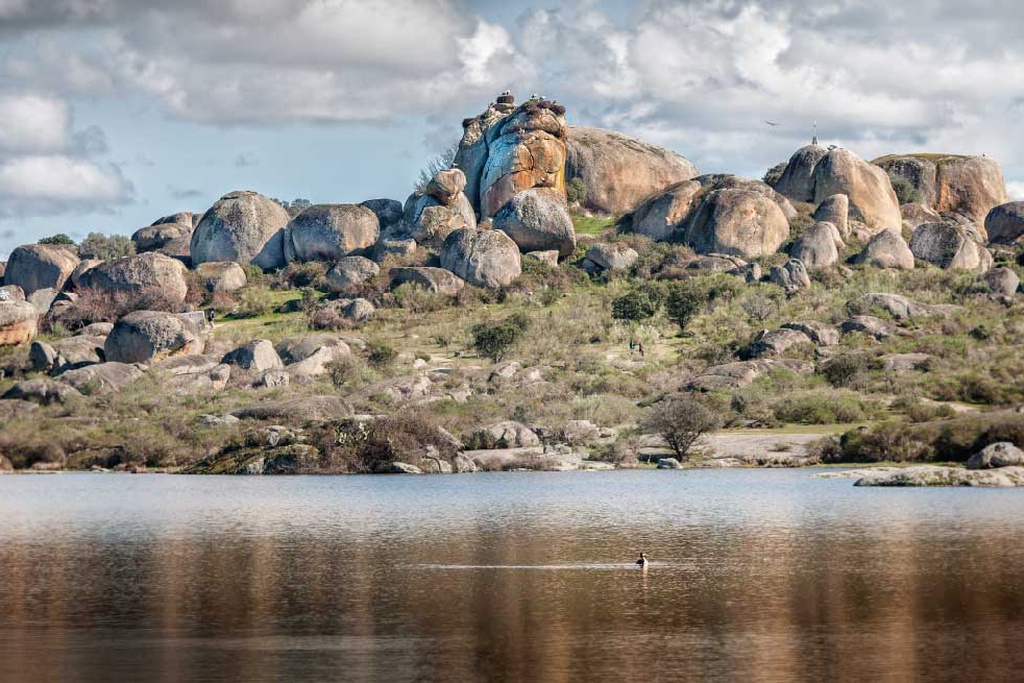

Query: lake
[1,470,1022,682]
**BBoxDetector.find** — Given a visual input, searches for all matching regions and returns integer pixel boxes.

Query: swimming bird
[636,552,648,567]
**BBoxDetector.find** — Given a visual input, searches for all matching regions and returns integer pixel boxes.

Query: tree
[415,142,459,192]
[612,285,662,322]
[890,177,921,205]
[762,161,788,187]
[471,313,531,362]
[79,233,135,260]
[641,395,722,459]
[664,280,707,332]
[39,233,75,246]
[566,177,587,204]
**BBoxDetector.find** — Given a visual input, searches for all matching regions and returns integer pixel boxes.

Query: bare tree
[415,142,460,192]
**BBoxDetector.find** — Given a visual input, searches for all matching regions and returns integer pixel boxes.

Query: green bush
[771,393,870,425]
[367,341,397,368]
[281,261,327,289]
[471,313,531,362]
[891,177,922,205]
[762,161,788,186]
[566,177,587,204]
[664,280,707,332]
[393,283,450,313]
[641,394,722,459]
[234,286,275,318]
[611,285,662,321]
[820,354,869,388]
[38,233,75,246]
[79,232,134,260]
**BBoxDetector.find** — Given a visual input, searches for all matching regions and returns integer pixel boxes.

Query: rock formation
[790,222,840,270]
[284,204,379,262]
[492,188,576,258]
[78,252,190,307]
[852,230,915,270]
[773,144,829,202]
[812,149,902,232]
[909,220,993,271]
[5,244,79,296]
[684,188,790,258]
[105,311,204,364]
[985,201,1024,244]
[440,228,521,288]
[190,190,290,270]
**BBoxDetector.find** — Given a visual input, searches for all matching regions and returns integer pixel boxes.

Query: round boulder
[493,188,576,258]
[284,204,379,262]
[190,190,290,269]
[584,243,639,272]
[195,261,247,293]
[684,189,789,258]
[132,222,192,253]
[326,256,380,293]
[983,267,1020,295]
[985,202,1024,245]
[790,222,840,270]
[5,244,80,296]
[389,267,465,296]
[423,168,467,206]
[967,442,1024,470]
[773,143,829,202]
[221,339,283,372]
[0,300,38,345]
[105,310,204,364]
[78,252,190,307]
[910,221,993,272]
[360,198,404,230]
[813,149,901,232]
[440,228,522,289]
[852,230,915,270]
[629,180,702,242]
[812,194,849,236]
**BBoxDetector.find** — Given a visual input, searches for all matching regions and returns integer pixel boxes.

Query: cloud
[0,94,71,153]
[167,186,204,200]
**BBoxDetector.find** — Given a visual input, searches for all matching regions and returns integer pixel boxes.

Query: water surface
[1,470,1022,682]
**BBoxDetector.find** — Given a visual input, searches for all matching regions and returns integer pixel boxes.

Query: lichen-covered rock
[772,143,829,202]
[195,261,247,293]
[853,293,934,320]
[401,190,476,248]
[840,315,893,339]
[854,465,1024,487]
[769,259,811,293]
[0,300,38,346]
[360,198,404,230]
[565,126,698,215]
[221,339,283,372]
[983,267,1020,295]
[105,311,204,364]
[524,250,559,266]
[424,168,468,206]
[78,252,189,307]
[780,321,840,346]
[629,180,703,241]
[967,442,1024,470]
[910,220,993,271]
[985,202,1024,245]
[900,203,942,230]
[373,237,418,263]
[69,259,102,290]
[230,395,353,422]
[875,154,1007,228]
[812,194,850,237]
[684,189,789,258]
[326,256,380,293]
[790,222,840,270]
[455,97,519,215]
[5,244,79,296]
[743,328,813,359]
[46,335,106,372]
[389,267,465,296]
[492,188,576,257]
[852,230,915,270]
[813,149,901,232]
[686,359,814,391]
[2,378,80,405]
[284,204,379,262]
[440,228,521,288]
[132,222,192,253]
[479,99,568,218]
[470,421,540,449]
[59,362,145,395]
[584,243,638,272]
[190,190,290,269]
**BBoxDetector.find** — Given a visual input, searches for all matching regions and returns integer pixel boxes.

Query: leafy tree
[642,395,722,459]
[612,285,662,321]
[79,232,135,260]
[566,177,587,204]
[471,313,531,362]
[890,177,922,205]
[38,233,75,246]
[664,280,707,332]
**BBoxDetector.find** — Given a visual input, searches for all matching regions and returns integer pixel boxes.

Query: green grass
[572,214,616,236]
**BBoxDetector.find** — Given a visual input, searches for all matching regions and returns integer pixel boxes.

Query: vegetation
[642,395,723,459]
[566,177,587,204]
[471,312,531,362]
[38,234,75,246]
[891,177,922,204]
[79,232,135,260]
[762,161,788,186]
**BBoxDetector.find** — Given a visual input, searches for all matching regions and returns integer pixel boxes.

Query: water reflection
[1,471,1023,682]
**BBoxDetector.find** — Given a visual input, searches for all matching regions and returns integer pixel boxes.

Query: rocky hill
[0,92,1021,477]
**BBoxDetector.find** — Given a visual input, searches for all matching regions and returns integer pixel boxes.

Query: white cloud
[0,155,127,202]
[1007,182,1024,201]
[0,94,71,153]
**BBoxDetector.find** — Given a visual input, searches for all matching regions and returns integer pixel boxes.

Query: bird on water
[636,552,648,567]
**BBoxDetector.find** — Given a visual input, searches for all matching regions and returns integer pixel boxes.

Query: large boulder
[2,378,79,405]
[629,180,703,241]
[5,244,79,296]
[813,148,901,232]
[852,230,915,270]
[470,421,541,449]
[772,143,829,202]
[790,222,840,270]
[78,252,189,307]
[583,243,638,272]
[284,204,379,262]
[684,189,789,258]
[190,190,290,269]
[59,362,145,395]
[43,335,106,372]
[985,202,1024,245]
[455,96,519,215]
[565,126,698,215]
[0,300,38,345]
[900,203,942,230]
[401,188,476,248]
[686,358,814,391]
[131,222,192,253]
[230,395,353,422]
[440,228,521,288]
[276,336,350,378]
[967,442,1024,470]
[743,328,813,359]
[359,198,404,230]
[479,99,568,218]
[910,221,993,271]
[424,168,468,206]
[875,154,1007,227]
[105,311,204,364]
[195,261,247,293]
[983,267,1020,295]
[389,267,466,296]
[492,188,576,258]
[769,259,811,293]
[69,259,102,290]
[221,339,283,372]
[326,256,379,293]
[812,194,850,237]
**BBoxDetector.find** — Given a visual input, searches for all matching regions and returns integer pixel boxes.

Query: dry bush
[50,286,182,330]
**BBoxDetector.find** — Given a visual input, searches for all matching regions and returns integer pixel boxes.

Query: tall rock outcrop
[774,143,829,203]
[874,154,1007,228]
[564,126,698,215]
[398,168,477,248]
[190,190,290,270]
[812,149,902,232]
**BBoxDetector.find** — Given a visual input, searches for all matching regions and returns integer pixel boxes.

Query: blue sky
[1,0,1023,256]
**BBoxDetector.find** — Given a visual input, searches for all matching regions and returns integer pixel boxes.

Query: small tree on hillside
[471,312,531,362]
[642,395,723,460]
[79,232,134,260]
[39,234,75,246]
[664,280,707,333]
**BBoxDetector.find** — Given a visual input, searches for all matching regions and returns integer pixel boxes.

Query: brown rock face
[0,300,38,345]
[684,189,790,258]
[630,180,703,241]
[5,244,80,296]
[565,126,698,215]
[813,149,902,232]
[479,100,568,218]
[875,154,1007,229]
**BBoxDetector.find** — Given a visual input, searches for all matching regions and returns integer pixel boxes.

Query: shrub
[891,177,921,205]
[471,313,531,362]
[820,354,868,388]
[641,394,722,459]
[393,283,450,313]
[50,285,182,329]
[771,393,870,425]
[79,232,135,260]
[762,161,788,186]
[611,285,662,322]
[310,308,348,331]
[739,290,779,322]
[326,356,363,388]
[367,340,397,368]
[566,177,587,204]
[233,286,275,318]
[280,261,328,289]
[38,234,75,246]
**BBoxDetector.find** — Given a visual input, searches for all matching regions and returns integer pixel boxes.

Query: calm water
[1,470,1023,682]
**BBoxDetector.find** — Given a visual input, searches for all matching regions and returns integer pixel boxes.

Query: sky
[0,0,1023,257]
